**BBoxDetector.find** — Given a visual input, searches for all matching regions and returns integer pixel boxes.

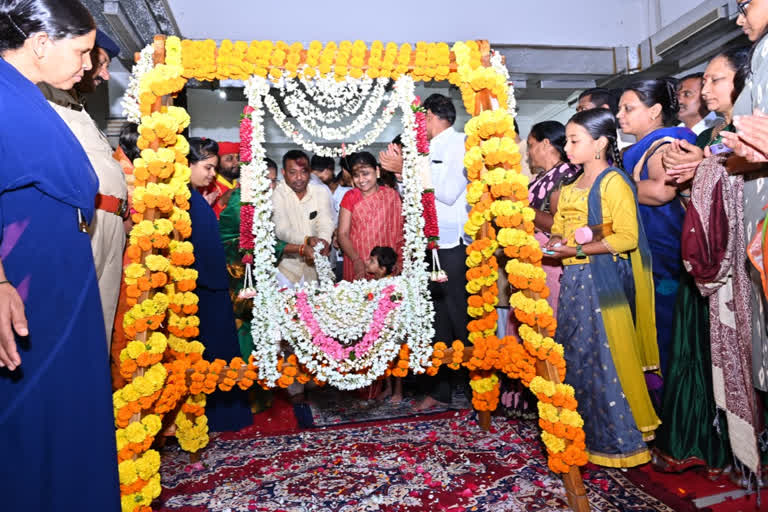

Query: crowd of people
[493,2,768,477]
[3,0,768,509]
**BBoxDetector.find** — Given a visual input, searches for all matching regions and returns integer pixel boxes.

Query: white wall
[659,0,712,27]
[168,0,651,47]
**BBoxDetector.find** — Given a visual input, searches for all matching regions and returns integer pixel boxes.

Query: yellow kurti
[551,170,660,468]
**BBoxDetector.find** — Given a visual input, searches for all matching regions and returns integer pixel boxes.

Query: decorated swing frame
[114,36,590,512]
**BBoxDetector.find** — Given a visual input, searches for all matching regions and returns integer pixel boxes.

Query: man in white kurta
[38,31,127,349]
[272,150,334,284]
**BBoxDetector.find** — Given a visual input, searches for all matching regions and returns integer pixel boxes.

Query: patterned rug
[304,388,471,428]
[157,414,681,511]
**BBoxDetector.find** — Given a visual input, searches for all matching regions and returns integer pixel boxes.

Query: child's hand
[544,236,562,251]
[548,244,577,259]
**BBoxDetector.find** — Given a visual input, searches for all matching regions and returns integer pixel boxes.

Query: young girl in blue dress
[546,109,660,467]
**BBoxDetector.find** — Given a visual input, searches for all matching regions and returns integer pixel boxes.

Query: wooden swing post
[469,40,590,512]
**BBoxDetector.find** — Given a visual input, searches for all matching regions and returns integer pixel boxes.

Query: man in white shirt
[419,94,471,409]
[677,73,719,135]
[272,150,334,284]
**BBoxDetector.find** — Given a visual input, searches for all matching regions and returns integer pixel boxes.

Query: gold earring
[595,151,601,160]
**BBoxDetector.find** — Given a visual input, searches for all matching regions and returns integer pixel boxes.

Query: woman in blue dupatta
[187,138,253,433]
[547,109,659,468]
[618,79,697,378]
[0,2,120,510]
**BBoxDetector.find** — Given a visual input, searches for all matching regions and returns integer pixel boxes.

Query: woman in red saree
[338,152,404,281]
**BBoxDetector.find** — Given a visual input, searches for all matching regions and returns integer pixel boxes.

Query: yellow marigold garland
[451,40,585,475]
[114,40,590,512]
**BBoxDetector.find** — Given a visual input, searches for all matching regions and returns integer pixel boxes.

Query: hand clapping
[378,143,404,180]
[663,139,704,184]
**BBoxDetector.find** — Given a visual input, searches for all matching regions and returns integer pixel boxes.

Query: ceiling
[91,0,749,131]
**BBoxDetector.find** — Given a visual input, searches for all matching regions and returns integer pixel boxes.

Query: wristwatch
[575,244,587,259]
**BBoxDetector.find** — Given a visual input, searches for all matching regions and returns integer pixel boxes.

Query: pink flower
[294,285,402,362]
[243,105,255,115]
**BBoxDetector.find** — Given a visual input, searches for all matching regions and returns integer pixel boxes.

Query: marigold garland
[114,39,589,512]
[451,39,585,476]
[115,36,203,512]
[469,372,500,411]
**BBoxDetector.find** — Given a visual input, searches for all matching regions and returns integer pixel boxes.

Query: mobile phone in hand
[709,143,733,155]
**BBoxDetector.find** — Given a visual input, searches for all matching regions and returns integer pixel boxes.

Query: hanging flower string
[238,105,257,297]
[412,97,445,282]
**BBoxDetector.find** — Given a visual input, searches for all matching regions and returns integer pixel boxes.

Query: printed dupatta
[682,154,759,474]
[587,167,660,436]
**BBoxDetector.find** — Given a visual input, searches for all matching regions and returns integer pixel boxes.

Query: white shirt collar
[430,126,457,147]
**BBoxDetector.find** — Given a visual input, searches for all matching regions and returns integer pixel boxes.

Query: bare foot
[375,388,392,401]
[391,393,403,404]
[413,396,447,411]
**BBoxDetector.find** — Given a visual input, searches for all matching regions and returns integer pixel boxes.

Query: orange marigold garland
[453,39,586,476]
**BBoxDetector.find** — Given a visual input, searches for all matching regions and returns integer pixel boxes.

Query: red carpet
[624,463,739,510]
[157,414,686,511]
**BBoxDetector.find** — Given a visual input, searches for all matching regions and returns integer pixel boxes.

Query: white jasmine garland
[280,72,380,124]
[302,72,374,109]
[240,77,270,204]
[490,50,517,117]
[264,92,398,158]
[395,75,435,373]
[243,74,434,389]
[280,277,406,389]
[243,76,284,385]
[279,76,390,140]
[122,44,155,123]
[311,243,336,287]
